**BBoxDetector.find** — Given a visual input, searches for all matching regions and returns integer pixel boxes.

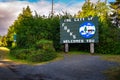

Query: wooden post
[90,43,94,54]
[65,43,69,53]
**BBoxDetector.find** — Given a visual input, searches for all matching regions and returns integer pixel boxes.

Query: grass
[0,47,10,59]
[101,55,120,63]
[63,51,90,55]
[1,47,120,80]
[0,47,10,52]
[7,51,63,65]
[0,47,61,65]
[104,67,120,80]
[6,51,89,65]
[101,54,120,80]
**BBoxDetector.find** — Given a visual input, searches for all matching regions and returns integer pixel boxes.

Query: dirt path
[0,54,119,80]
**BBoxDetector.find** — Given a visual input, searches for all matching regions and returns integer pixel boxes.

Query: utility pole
[51,0,54,16]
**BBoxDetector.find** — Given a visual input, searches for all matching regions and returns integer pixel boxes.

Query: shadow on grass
[101,55,120,80]
[104,66,120,80]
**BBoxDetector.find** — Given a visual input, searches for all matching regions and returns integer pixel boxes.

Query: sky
[0,0,116,36]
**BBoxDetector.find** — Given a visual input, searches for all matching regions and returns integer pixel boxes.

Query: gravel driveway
[9,54,119,80]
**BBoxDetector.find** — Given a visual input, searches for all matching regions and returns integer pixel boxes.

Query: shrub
[95,26,120,54]
[10,49,57,62]
[10,49,32,60]
[10,40,57,62]
[28,50,57,62]
[36,39,55,51]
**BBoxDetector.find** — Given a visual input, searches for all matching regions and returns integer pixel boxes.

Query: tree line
[0,0,120,54]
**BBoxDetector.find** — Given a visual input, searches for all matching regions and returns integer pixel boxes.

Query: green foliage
[36,39,55,51]
[6,25,15,47]
[11,42,17,49]
[95,0,108,22]
[28,50,57,62]
[76,0,109,20]
[75,0,120,54]
[0,36,2,47]
[0,36,7,47]
[6,3,120,55]
[95,21,120,54]
[10,39,57,62]
[6,5,61,50]
[10,49,30,60]
[10,48,57,62]
[48,16,61,51]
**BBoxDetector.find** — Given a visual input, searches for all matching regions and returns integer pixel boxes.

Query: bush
[10,49,32,60]
[28,50,57,62]
[36,39,55,51]
[95,22,120,54]
[10,40,57,62]
[10,49,57,62]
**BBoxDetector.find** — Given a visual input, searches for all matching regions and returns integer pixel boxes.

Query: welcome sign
[60,17,99,43]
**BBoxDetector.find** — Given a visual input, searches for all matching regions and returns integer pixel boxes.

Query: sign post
[90,43,94,54]
[65,43,69,53]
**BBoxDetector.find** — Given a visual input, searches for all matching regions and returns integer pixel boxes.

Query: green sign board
[60,17,99,43]
[13,34,17,42]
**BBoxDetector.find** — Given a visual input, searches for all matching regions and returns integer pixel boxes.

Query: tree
[95,0,109,22]
[76,0,95,18]
[109,0,120,28]
[0,35,2,46]
[75,0,120,54]
[95,0,120,54]
[6,25,15,47]
[6,6,33,48]
[76,0,109,21]
[14,6,33,48]
[1,36,7,47]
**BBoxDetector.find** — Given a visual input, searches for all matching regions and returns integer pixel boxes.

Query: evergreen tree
[6,6,33,48]
[14,6,33,48]
[6,25,15,47]
[75,0,120,54]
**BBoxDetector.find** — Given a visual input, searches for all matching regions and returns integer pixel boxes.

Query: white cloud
[0,0,84,36]
[0,1,27,36]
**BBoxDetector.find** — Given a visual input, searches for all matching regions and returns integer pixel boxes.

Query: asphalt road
[0,54,119,80]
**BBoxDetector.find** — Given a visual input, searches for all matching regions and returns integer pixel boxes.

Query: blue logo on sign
[79,22,95,39]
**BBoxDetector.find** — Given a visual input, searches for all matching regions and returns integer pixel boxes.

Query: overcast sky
[0,0,115,36]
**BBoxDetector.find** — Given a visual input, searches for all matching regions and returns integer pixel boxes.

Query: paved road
[0,54,119,80]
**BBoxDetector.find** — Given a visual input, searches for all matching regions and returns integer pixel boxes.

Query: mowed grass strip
[102,55,120,63]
